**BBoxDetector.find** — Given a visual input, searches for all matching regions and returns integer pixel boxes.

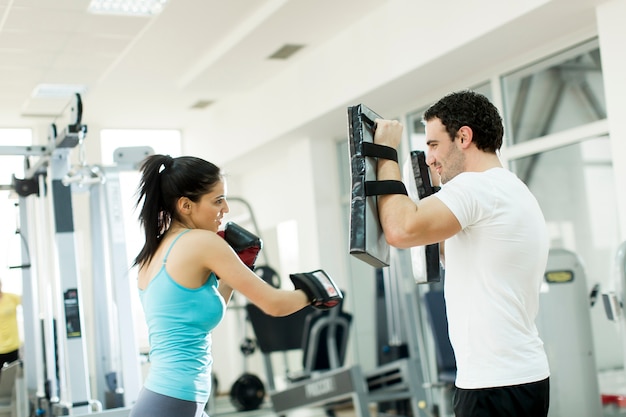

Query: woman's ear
[177,197,192,214]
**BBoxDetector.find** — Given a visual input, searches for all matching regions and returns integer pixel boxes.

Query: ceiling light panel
[88,0,168,17]
[31,84,88,99]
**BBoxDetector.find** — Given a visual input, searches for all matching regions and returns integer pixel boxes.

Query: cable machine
[6,94,96,415]
[88,147,152,410]
[4,95,145,416]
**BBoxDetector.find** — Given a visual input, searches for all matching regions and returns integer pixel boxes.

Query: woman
[129,154,311,417]
[0,279,21,367]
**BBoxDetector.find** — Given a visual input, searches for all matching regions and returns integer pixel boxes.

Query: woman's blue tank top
[139,229,226,402]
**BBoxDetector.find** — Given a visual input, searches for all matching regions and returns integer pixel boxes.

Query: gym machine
[247,293,357,415]
[7,94,99,415]
[253,245,438,417]
[6,95,145,416]
[536,248,603,417]
[88,147,152,410]
[601,240,626,409]
[602,240,626,352]
[368,247,440,417]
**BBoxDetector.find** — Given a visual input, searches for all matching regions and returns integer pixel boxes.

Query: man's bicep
[408,196,461,246]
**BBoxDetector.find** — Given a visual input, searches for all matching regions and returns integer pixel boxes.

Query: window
[511,135,621,369]
[501,39,606,146]
[0,128,33,294]
[502,39,620,369]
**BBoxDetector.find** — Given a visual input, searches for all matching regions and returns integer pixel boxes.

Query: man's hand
[373,119,404,150]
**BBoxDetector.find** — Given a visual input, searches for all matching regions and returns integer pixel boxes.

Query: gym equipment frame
[4,95,147,416]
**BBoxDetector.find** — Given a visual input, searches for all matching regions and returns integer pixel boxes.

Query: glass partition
[511,135,622,370]
[0,128,33,294]
[501,38,606,146]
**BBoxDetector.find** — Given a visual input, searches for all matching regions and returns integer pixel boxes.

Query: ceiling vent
[190,100,214,110]
[268,44,306,60]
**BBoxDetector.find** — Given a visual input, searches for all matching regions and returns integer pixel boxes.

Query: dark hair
[133,154,222,267]
[423,90,503,152]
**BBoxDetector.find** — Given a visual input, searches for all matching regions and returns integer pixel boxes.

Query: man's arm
[374,120,460,248]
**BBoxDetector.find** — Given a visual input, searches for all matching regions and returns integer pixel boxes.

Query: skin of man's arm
[373,119,460,249]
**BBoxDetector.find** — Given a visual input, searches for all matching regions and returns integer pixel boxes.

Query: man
[0,279,21,367]
[374,90,550,417]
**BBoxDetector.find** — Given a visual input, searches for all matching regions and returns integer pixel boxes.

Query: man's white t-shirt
[435,167,550,389]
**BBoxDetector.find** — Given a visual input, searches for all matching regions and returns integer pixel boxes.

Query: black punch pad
[348,104,390,268]
[409,150,441,283]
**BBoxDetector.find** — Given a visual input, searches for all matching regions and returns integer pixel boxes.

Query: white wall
[18,0,626,403]
[204,0,626,394]
[197,0,552,165]
[597,0,626,240]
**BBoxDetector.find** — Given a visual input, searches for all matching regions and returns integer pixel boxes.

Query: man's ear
[458,126,473,147]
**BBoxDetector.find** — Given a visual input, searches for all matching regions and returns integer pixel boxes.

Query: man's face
[425,118,465,184]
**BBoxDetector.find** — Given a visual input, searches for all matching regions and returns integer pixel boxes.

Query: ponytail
[133,154,222,267]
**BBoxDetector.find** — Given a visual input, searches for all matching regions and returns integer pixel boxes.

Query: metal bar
[49,148,92,414]
[18,195,45,399]
[0,145,49,156]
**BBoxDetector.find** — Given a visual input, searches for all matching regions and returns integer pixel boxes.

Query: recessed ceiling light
[31,84,88,99]
[88,0,168,17]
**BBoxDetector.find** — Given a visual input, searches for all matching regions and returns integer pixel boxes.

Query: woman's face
[187,179,229,233]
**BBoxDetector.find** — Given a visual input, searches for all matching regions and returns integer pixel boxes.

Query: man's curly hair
[423,90,503,153]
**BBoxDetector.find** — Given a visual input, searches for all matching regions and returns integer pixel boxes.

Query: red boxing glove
[218,222,262,270]
[235,246,261,269]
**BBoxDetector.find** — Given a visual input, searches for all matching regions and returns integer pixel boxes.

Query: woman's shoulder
[169,228,221,253]
[179,228,218,240]
[162,229,223,278]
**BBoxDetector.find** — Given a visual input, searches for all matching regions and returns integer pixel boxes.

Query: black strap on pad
[362,142,398,162]
[362,143,405,196]
[365,180,408,196]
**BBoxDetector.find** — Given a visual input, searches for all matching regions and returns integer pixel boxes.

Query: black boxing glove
[289,269,343,310]
[218,222,262,270]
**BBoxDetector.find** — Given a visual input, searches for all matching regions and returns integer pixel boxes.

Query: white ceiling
[0,0,610,168]
[0,0,382,129]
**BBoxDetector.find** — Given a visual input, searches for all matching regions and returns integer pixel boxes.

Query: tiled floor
[208,394,371,417]
[208,392,626,417]
[205,366,626,417]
